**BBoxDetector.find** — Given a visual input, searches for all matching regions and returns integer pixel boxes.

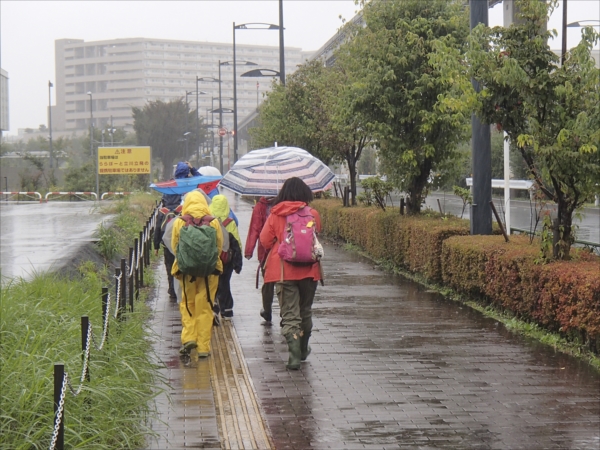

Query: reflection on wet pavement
[132,189,599,449]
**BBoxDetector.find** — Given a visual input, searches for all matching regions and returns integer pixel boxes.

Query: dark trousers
[262,281,275,314]
[216,261,235,317]
[163,248,175,294]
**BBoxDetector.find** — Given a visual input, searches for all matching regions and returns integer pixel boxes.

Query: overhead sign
[98,147,151,175]
[218,128,227,137]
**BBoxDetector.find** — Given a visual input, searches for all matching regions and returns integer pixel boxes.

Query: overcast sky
[1,0,598,137]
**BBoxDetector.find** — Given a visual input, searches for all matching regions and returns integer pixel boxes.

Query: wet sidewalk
[147,191,600,449]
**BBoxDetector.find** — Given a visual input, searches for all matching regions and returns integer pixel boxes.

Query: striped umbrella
[220,146,335,196]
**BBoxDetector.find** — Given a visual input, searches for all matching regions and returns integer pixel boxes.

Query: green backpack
[176,214,220,317]
[176,214,219,279]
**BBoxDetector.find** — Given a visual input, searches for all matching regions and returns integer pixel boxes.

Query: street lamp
[197,75,220,165]
[48,81,54,168]
[87,91,93,156]
[87,91,99,197]
[233,22,280,164]
[183,131,191,160]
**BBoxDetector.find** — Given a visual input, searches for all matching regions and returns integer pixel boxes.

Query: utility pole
[469,0,492,235]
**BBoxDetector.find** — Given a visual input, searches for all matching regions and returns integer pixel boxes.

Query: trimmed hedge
[313,199,600,354]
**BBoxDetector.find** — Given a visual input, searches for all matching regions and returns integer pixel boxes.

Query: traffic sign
[218,128,227,137]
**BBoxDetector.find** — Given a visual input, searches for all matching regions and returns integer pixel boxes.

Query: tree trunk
[406,159,432,214]
[554,199,574,260]
[348,159,357,206]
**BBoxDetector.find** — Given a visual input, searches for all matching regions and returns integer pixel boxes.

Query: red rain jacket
[244,197,272,262]
[259,201,322,284]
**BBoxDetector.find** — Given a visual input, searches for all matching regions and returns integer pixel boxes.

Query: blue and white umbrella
[220,146,335,197]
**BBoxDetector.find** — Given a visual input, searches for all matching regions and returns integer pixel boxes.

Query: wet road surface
[148,191,599,449]
[0,201,112,281]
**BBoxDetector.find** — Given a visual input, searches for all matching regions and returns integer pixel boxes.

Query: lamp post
[48,81,54,168]
[197,76,220,165]
[87,91,99,197]
[184,91,193,160]
[233,22,279,164]
[183,131,191,160]
[87,91,93,156]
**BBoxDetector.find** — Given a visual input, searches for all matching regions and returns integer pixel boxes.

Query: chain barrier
[113,272,122,319]
[49,372,68,450]
[48,206,159,450]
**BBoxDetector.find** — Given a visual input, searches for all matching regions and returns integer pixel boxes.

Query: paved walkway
[147,191,600,449]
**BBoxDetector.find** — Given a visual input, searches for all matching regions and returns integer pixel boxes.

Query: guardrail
[0,191,43,202]
[45,191,98,202]
[100,191,132,200]
[49,205,159,450]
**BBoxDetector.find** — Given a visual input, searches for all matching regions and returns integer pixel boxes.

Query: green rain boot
[300,332,311,361]
[285,334,301,370]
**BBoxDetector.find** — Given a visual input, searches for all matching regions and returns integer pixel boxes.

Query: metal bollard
[81,316,90,382]
[128,247,134,314]
[138,232,144,288]
[120,258,127,314]
[53,363,65,450]
[101,287,109,342]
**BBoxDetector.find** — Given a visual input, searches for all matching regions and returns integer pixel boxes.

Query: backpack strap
[222,217,233,227]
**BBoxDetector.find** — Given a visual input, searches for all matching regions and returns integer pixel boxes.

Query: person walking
[154,192,181,300]
[210,194,243,320]
[153,161,198,300]
[245,196,275,324]
[259,177,322,370]
[171,190,223,359]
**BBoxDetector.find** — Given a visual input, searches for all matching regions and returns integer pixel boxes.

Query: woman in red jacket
[244,196,275,324]
[259,177,322,370]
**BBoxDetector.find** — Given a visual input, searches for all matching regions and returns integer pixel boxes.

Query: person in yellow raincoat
[171,190,223,358]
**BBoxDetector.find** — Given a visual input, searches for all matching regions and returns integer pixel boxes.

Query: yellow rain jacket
[171,191,224,277]
[170,190,223,354]
[209,194,242,248]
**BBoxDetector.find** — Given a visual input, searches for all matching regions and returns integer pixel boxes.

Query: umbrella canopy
[149,175,221,196]
[220,146,334,197]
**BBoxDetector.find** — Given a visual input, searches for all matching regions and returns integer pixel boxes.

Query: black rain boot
[300,332,311,361]
[285,334,301,370]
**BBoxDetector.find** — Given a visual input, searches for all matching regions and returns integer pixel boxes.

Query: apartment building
[0,68,9,134]
[54,37,310,135]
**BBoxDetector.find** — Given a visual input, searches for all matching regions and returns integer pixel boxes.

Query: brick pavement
[148,191,600,449]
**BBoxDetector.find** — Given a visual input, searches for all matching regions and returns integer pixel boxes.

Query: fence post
[145,220,151,266]
[134,238,140,300]
[129,247,135,313]
[400,197,405,215]
[81,316,90,382]
[53,363,65,450]
[120,258,127,315]
[115,267,122,321]
[138,232,144,288]
[102,287,109,342]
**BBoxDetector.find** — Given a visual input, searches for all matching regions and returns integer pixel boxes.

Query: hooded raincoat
[244,197,272,262]
[209,194,242,318]
[171,191,223,353]
[259,201,322,284]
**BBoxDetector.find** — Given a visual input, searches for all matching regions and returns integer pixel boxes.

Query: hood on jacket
[209,194,230,221]
[270,201,307,217]
[162,193,181,210]
[174,162,191,179]
[181,190,211,219]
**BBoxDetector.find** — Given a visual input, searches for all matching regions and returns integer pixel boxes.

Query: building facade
[0,68,9,134]
[54,37,310,140]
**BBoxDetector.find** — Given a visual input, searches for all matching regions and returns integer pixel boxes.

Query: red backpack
[277,206,318,264]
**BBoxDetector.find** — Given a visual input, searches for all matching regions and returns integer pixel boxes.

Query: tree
[250,61,335,165]
[442,0,600,259]
[345,0,471,214]
[132,99,203,177]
